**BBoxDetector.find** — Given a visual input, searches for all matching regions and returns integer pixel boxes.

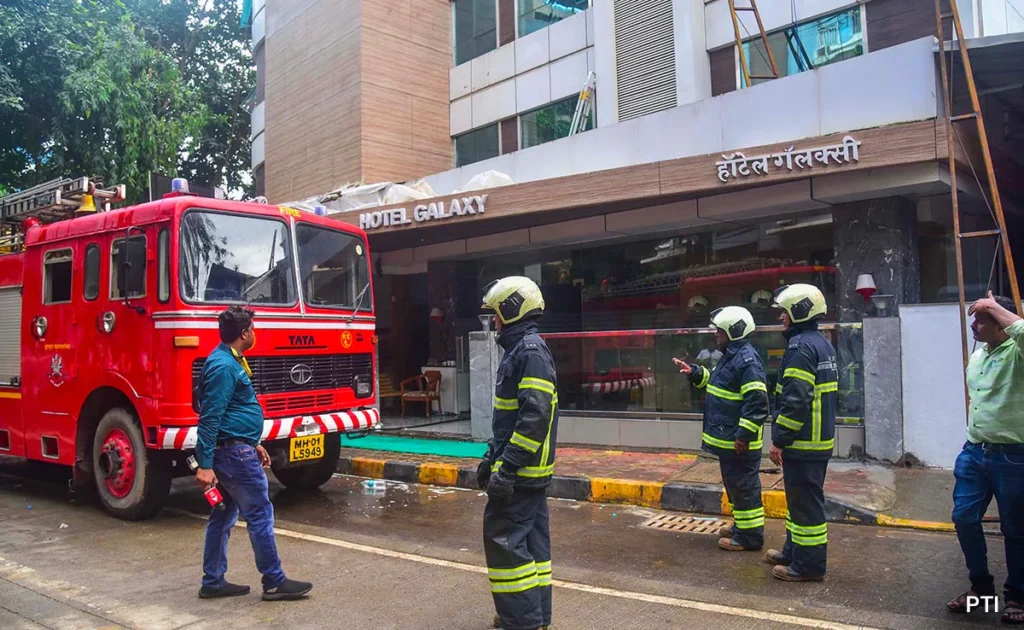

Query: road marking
[168,508,879,630]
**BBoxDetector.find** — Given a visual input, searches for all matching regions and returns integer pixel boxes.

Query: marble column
[862,317,904,462]
[427,261,457,363]
[469,331,504,440]
[832,197,920,431]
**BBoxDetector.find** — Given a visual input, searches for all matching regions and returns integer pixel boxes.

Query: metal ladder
[569,71,596,137]
[728,0,780,87]
[934,0,1022,379]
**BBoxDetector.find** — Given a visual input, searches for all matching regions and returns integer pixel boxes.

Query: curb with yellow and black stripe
[336,455,956,532]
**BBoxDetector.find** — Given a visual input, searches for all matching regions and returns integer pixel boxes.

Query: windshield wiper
[346,281,371,323]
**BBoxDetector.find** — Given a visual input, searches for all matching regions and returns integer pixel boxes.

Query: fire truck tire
[92,408,171,521]
[271,435,341,490]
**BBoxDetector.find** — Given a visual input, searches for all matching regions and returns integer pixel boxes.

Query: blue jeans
[202,444,286,590]
[952,442,1024,602]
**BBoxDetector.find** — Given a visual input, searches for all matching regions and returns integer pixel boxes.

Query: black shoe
[262,578,313,601]
[198,582,251,599]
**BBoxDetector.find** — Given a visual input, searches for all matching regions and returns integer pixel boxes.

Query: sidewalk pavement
[337,446,999,532]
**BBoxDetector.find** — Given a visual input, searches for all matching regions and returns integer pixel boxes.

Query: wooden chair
[377,374,402,401]
[400,371,442,417]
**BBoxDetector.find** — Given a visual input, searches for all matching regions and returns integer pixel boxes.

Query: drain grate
[641,514,731,535]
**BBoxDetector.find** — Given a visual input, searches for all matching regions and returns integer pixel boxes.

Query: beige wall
[263,0,452,203]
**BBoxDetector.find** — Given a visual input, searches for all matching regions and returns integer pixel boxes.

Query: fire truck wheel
[92,408,171,521]
[271,435,341,490]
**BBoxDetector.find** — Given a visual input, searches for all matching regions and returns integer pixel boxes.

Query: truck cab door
[103,228,156,396]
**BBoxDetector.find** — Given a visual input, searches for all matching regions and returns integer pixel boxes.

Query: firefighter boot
[717,537,750,551]
[772,565,824,582]
[764,549,790,565]
[493,615,548,630]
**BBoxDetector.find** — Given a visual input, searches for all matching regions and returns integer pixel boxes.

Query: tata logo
[289,335,316,346]
[289,363,314,385]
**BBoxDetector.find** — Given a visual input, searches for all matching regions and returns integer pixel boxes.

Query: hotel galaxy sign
[359,194,488,230]
[715,135,862,183]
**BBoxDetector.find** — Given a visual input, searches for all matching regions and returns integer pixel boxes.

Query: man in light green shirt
[947,292,1024,624]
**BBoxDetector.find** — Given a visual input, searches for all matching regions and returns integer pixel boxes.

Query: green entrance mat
[340,434,486,458]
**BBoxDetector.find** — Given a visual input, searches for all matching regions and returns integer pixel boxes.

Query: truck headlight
[354,375,372,398]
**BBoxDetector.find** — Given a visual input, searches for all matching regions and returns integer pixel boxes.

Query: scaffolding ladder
[728,0,780,87]
[569,71,596,136]
[934,0,1022,383]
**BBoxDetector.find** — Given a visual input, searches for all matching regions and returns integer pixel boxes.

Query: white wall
[429,36,938,195]
[450,10,595,135]
[673,0,712,105]
[591,1,618,127]
[900,304,971,468]
[979,0,1024,35]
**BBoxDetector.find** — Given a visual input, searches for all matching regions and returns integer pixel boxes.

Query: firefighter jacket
[771,321,838,461]
[490,319,559,489]
[687,339,770,458]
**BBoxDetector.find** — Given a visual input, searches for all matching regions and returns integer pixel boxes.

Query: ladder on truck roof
[0,177,126,226]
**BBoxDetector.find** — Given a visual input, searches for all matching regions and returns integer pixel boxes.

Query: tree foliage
[0,0,254,202]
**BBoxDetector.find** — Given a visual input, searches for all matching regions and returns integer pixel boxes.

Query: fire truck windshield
[179,210,297,305]
[295,223,372,311]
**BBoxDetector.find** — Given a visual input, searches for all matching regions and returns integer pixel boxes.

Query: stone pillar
[832,197,921,322]
[832,197,919,434]
[469,331,504,440]
[863,317,904,462]
[427,261,457,362]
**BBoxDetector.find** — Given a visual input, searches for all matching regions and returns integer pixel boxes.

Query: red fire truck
[0,177,379,520]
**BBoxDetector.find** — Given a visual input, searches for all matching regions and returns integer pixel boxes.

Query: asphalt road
[0,459,1005,629]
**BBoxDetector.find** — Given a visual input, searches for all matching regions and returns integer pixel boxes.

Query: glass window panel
[296,223,372,310]
[43,248,73,304]
[742,7,864,87]
[179,211,295,305]
[453,0,497,66]
[111,236,147,299]
[454,124,500,167]
[84,244,100,301]
[518,0,589,38]
[520,96,592,150]
[158,229,170,302]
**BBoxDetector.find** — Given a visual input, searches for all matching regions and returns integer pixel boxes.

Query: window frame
[83,243,100,301]
[517,0,590,39]
[110,234,148,300]
[177,209,298,308]
[518,94,592,150]
[158,228,170,303]
[452,0,499,67]
[735,4,867,90]
[42,247,74,305]
[454,123,501,167]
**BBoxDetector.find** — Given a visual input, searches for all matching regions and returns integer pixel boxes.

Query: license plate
[289,434,325,462]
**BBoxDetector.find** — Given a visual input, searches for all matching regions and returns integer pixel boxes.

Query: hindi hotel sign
[359,194,488,230]
[716,135,862,183]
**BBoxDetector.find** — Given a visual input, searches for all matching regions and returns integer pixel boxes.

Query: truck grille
[192,353,372,396]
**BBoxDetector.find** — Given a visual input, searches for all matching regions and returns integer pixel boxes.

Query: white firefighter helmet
[687,295,709,309]
[710,306,756,341]
[481,276,545,325]
[772,283,827,323]
[750,289,773,306]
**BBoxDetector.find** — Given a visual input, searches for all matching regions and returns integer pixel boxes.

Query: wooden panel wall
[499,0,516,46]
[866,0,952,52]
[709,47,736,97]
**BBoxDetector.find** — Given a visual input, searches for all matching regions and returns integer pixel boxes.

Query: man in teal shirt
[947,292,1024,624]
[195,306,311,602]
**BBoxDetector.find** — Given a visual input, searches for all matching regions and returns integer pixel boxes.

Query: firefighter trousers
[779,457,829,577]
[483,487,551,630]
[720,455,764,549]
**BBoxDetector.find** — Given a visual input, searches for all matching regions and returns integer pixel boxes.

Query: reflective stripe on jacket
[771,323,838,460]
[490,320,559,488]
[688,340,770,459]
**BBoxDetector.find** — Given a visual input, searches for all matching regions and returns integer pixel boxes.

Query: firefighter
[675,306,770,552]
[477,276,558,630]
[766,283,838,582]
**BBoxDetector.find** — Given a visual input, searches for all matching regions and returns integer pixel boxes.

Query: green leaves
[0,0,253,202]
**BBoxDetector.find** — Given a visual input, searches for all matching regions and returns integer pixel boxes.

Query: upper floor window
[519,0,589,38]
[454,0,497,66]
[455,124,500,167]
[741,6,864,88]
[520,95,592,150]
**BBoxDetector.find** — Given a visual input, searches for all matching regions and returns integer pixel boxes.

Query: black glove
[476,459,492,489]
[486,467,516,502]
